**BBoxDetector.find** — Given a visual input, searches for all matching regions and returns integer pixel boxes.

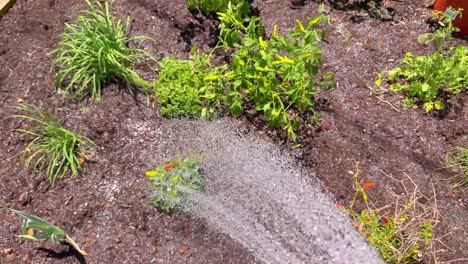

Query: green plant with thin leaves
[52,0,154,101]
[14,104,93,186]
[154,47,226,118]
[218,4,335,140]
[446,146,468,188]
[187,0,249,18]
[146,157,205,213]
[1,205,88,256]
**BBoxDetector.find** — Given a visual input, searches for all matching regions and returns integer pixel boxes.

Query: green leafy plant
[418,8,462,51]
[446,146,468,188]
[1,205,88,256]
[146,157,205,213]
[52,0,154,101]
[154,48,226,118]
[378,9,467,113]
[187,0,249,18]
[386,45,467,112]
[344,163,436,263]
[14,104,93,186]
[218,4,335,140]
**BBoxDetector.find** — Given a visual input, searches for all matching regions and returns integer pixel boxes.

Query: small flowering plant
[345,163,435,263]
[146,157,205,213]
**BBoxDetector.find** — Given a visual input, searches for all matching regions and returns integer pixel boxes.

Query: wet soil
[0,0,467,263]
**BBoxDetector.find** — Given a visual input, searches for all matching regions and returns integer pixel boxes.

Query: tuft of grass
[1,205,88,256]
[52,0,154,101]
[14,104,93,186]
[446,146,468,188]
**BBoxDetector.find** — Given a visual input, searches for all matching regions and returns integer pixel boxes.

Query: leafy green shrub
[1,205,88,256]
[154,49,226,118]
[146,157,205,213]
[218,5,335,140]
[187,0,249,18]
[418,8,462,51]
[14,104,93,186]
[446,146,468,188]
[386,46,467,112]
[52,0,153,101]
[345,163,435,264]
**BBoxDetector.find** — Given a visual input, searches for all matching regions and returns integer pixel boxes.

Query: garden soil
[0,0,467,263]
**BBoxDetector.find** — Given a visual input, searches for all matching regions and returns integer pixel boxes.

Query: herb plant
[187,0,249,18]
[418,8,462,51]
[218,5,335,140]
[146,157,205,213]
[52,0,154,101]
[1,205,88,256]
[154,48,226,118]
[446,146,468,188]
[14,104,93,186]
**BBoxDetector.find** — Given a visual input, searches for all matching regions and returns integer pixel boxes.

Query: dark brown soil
[0,0,466,263]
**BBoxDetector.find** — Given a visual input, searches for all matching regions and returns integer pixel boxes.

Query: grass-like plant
[446,146,468,188]
[14,104,93,186]
[154,48,226,118]
[52,0,153,101]
[1,205,88,256]
[146,157,205,213]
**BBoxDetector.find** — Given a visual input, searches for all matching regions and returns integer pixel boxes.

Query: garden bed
[0,0,467,263]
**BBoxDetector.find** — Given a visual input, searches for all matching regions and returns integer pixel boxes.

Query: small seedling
[418,8,462,51]
[52,0,154,101]
[446,146,468,188]
[1,205,88,256]
[14,104,94,186]
[146,157,205,213]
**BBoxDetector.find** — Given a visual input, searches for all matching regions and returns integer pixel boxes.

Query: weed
[52,0,154,101]
[446,146,468,188]
[1,205,88,256]
[345,163,437,263]
[146,157,205,213]
[187,0,249,18]
[218,4,335,140]
[14,104,93,186]
[154,48,226,118]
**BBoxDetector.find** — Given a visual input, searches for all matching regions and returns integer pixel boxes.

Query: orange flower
[383,217,390,225]
[363,182,374,190]
[164,166,173,172]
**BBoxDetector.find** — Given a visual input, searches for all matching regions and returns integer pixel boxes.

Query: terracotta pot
[433,0,468,35]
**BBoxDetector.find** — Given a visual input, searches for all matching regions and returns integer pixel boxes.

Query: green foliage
[218,5,335,140]
[154,49,226,118]
[346,163,435,264]
[1,205,88,256]
[387,46,467,112]
[446,146,468,188]
[14,104,93,186]
[187,0,249,18]
[418,8,462,51]
[146,157,205,213]
[52,0,153,101]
